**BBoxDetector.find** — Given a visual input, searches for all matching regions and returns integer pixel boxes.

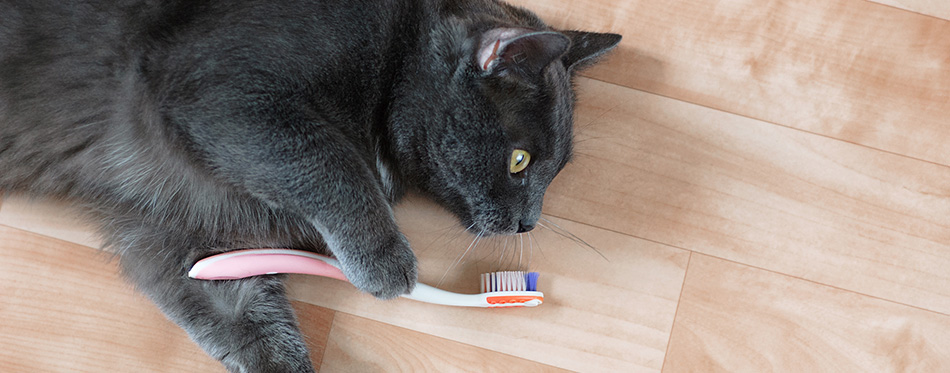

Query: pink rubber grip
[188,249,348,281]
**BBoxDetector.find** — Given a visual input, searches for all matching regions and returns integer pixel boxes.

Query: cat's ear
[559,31,622,72]
[478,28,570,75]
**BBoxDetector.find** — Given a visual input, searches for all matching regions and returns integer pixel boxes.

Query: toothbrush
[188,248,544,308]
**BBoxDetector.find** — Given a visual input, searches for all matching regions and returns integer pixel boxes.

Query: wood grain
[288,195,690,373]
[0,224,223,372]
[0,193,101,248]
[870,0,950,20]
[294,302,336,370]
[322,312,568,372]
[4,71,949,368]
[664,254,950,371]
[0,224,335,372]
[508,0,950,165]
[543,78,950,314]
[0,191,690,372]
[3,0,950,370]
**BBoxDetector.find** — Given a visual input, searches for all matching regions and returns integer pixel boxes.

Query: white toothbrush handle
[403,283,489,306]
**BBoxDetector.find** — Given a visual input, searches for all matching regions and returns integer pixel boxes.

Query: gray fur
[0,0,620,371]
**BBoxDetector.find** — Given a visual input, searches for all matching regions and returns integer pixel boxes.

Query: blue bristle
[525,272,540,292]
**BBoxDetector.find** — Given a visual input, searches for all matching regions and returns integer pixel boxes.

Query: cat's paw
[339,234,417,299]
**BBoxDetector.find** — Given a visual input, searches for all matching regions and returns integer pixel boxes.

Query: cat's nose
[517,221,536,233]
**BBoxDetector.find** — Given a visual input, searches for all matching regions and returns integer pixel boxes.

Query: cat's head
[390,15,620,236]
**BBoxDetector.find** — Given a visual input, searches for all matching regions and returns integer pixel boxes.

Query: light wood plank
[664,254,950,371]
[0,224,336,372]
[869,0,950,20]
[509,0,950,164]
[543,78,950,314]
[5,0,949,370]
[0,190,689,372]
[295,301,336,370]
[288,194,690,373]
[5,75,950,369]
[0,225,224,372]
[0,193,101,248]
[322,312,569,372]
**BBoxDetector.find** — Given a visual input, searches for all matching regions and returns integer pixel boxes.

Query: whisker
[509,236,519,270]
[478,234,504,274]
[440,230,483,286]
[527,229,550,267]
[576,103,619,131]
[537,219,581,248]
[518,233,524,270]
[499,234,515,272]
[496,235,509,271]
[421,222,474,256]
[527,231,534,268]
[538,217,609,261]
[474,232,496,264]
[504,234,517,270]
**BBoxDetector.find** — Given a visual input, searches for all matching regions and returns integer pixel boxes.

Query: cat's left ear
[478,28,570,75]
[559,31,623,72]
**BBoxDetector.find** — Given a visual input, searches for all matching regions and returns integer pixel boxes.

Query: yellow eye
[509,149,531,174]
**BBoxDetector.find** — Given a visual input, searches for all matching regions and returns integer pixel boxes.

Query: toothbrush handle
[189,249,543,307]
[187,250,476,304]
[188,249,348,281]
[403,283,491,307]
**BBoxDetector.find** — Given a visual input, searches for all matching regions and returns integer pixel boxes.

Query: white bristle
[481,271,527,292]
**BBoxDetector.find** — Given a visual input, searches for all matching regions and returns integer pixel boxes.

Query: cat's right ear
[560,31,622,73]
[478,28,570,75]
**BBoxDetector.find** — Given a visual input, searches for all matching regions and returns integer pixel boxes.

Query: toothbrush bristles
[480,271,540,293]
[525,272,539,292]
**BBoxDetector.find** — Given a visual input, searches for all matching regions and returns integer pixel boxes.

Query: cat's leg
[184,111,417,299]
[118,237,314,373]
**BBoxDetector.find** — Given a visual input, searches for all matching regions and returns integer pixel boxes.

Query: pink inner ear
[481,39,501,70]
[478,28,528,71]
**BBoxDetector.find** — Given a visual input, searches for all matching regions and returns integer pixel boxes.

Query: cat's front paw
[339,234,417,299]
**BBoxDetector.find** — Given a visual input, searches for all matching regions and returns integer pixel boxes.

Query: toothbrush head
[480,271,544,307]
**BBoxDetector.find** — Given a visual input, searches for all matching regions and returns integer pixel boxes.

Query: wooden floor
[2,0,950,371]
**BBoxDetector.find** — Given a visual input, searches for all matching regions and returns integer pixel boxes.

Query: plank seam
[695,252,950,318]
[324,312,571,371]
[863,0,950,22]
[316,310,338,371]
[576,76,950,170]
[536,214,950,319]
[661,251,692,372]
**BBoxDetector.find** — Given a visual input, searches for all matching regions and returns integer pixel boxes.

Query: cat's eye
[510,149,531,174]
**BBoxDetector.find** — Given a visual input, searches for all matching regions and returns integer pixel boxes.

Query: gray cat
[0,0,619,371]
